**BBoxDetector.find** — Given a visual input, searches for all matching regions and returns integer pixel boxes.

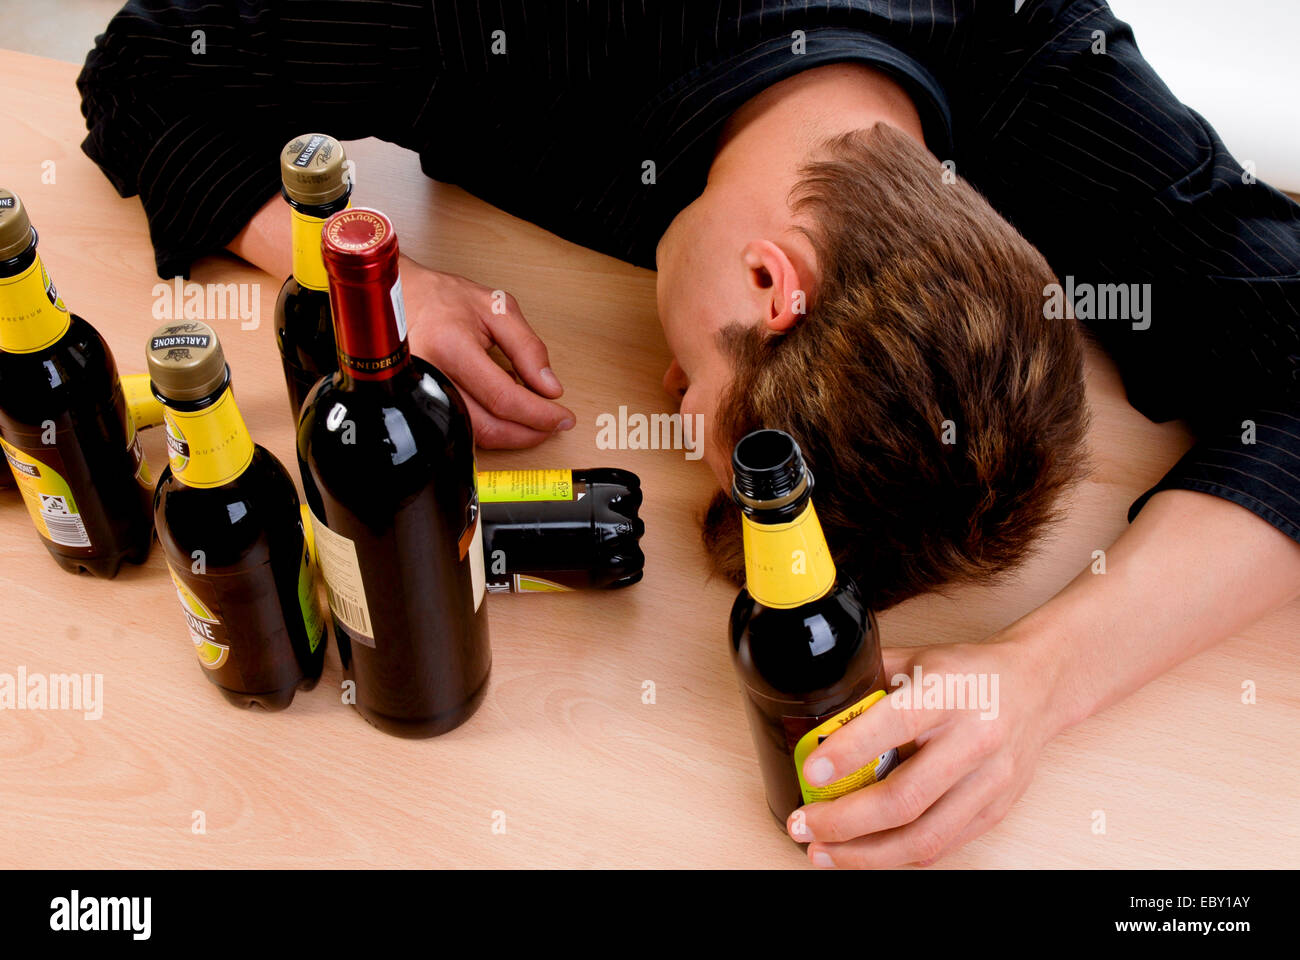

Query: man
[78,1,1300,867]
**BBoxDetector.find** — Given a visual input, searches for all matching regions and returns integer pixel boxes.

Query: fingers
[482,294,565,399]
[805,764,1003,869]
[446,342,575,436]
[798,682,944,792]
[791,722,982,843]
[459,391,552,449]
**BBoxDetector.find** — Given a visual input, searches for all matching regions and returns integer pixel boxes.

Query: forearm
[227,196,425,284]
[227,195,289,279]
[1007,489,1300,734]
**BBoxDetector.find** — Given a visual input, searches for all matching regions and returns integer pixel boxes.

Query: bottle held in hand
[728,429,896,824]
[0,188,153,576]
[275,133,350,425]
[298,207,490,738]
[150,320,327,710]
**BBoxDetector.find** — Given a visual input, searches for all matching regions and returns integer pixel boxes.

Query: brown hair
[703,123,1090,610]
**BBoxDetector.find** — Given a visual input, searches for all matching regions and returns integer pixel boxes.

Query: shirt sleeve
[960,0,1300,545]
[77,0,431,279]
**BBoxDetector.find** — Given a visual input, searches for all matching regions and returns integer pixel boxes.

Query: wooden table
[1,49,1295,869]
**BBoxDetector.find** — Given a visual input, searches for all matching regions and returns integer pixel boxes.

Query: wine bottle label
[291,205,346,292]
[162,388,255,488]
[0,437,93,548]
[741,501,836,609]
[167,564,230,670]
[0,252,70,353]
[391,275,408,342]
[478,469,575,502]
[296,537,326,654]
[788,689,898,804]
[467,509,486,612]
[308,508,376,645]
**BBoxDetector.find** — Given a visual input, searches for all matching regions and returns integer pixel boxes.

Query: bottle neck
[0,233,71,354]
[158,375,256,488]
[328,255,410,384]
[286,188,350,292]
[740,495,838,610]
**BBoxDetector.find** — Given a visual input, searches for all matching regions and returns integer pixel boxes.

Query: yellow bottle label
[291,203,347,292]
[0,436,92,548]
[792,689,898,803]
[296,536,326,654]
[125,412,154,490]
[741,501,836,609]
[0,253,71,353]
[121,372,164,429]
[514,574,572,593]
[163,387,255,488]
[167,564,229,670]
[478,469,574,502]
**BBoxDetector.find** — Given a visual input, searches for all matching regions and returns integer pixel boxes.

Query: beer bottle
[0,188,153,577]
[728,429,897,824]
[149,320,327,710]
[275,133,350,424]
[298,207,490,738]
[479,468,645,592]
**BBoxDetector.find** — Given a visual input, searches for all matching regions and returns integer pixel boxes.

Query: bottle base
[353,665,491,739]
[46,539,151,578]
[214,674,317,712]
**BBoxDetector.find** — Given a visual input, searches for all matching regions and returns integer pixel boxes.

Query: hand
[400,258,575,447]
[786,634,1063,867]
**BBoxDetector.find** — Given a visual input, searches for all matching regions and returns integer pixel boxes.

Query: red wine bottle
[297,207,490,738]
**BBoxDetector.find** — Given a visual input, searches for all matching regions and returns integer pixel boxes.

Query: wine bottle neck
[329,260,410,383]
[0,240,71,354]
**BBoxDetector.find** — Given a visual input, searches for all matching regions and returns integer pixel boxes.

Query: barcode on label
[325,581,374,645]
[41,505,91,547]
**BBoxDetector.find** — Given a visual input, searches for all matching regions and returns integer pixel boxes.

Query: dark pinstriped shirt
[77,0,1300,548]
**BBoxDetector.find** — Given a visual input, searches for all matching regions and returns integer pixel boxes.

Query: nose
[662,359,689,400]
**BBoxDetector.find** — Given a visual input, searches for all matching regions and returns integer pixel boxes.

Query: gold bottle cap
[146,320,228,402]
[0,188,35,262]
[280,134,348,206]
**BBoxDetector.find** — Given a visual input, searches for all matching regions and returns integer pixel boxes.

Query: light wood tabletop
[1,49,1296,870]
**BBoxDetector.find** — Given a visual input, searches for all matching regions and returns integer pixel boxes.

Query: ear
[741,239,808,333]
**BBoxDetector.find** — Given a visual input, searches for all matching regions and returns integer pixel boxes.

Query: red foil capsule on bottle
[321,207,409,381]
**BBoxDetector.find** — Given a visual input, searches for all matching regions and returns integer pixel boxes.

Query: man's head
[655,117,1090,609]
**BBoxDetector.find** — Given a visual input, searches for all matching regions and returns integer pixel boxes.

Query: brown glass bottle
[479,467,645,593]
[150,320,327,710]
[275,133,351,424]
[728,429,897,825]
[0,188,153,577]
[298,207,490,738]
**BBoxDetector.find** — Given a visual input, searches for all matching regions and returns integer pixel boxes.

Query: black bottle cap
[731,428,812,511]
